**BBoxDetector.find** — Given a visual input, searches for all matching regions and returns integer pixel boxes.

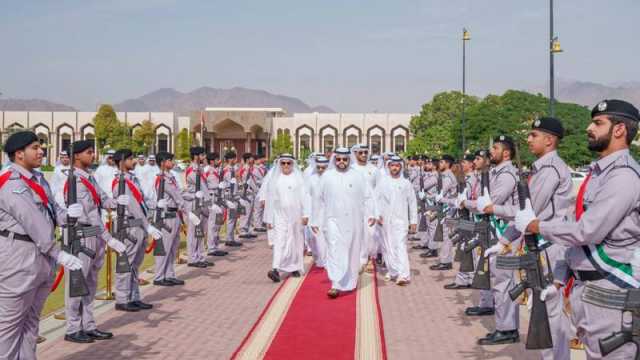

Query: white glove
[226,200,237,209]
[188,212,201,226]
[210,204,222,214]
[195,191,204,199]
[526,290,533,311]
[476,190,492,213]
[156,199,168,209]
[484,243,504,257]
[57,251,83,271]
[454,190,467,209]
[107,238,126,254]
[515,199,537,233]
[631,248,640,281]
[418,191,425,200]
[218,182,228,190]
[117,194,130,205]
[434,192,443,203]
[239,199,250,208]
[229,178,237,184]
[146,224,162,239]
[540,284,559,302]
[67,203,83,218]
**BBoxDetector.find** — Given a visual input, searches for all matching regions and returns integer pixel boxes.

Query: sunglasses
[357,151,369,155]
[335,157,350,162]
[280,161,293,166]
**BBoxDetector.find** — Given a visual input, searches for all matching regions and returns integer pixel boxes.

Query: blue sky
[1,0,638,112]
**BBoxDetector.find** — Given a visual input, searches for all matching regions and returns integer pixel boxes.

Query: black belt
[167,207,178,212]
[0,229,33,243]
[577,270,606,282]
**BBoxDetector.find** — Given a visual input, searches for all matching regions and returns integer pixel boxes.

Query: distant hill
[0,98,76,111]
[114,86,335,114]
[529,79,640,108]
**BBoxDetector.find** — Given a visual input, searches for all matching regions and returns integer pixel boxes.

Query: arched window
[394,134,405,153]
[371,135,382,155]
[300,134,311,152]
[284,129,291,137]
[347,134,358,148]
[60,133,72,153]
[277,128,283,136]
[157,133,168,153]
[323,134,335,153]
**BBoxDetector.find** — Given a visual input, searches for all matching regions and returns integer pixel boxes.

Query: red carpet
[263,266,357,360]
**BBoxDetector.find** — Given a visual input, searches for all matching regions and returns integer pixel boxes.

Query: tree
[270,132,293,160]
[131,120,156,155]
[410,90,596,168]
[175,128,192,161]
[93,104,130,153]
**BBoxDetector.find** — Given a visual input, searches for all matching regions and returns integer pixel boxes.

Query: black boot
[85,329,113,340]
[64,331,95,343]
[268,269,281,283]
[477,330,519,345]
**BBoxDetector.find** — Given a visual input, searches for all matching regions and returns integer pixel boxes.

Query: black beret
[224,150,237,160]
[591,99,640,122]
[190,146,205,156]
[156,151,173,164]
[114,149,133,163]
[463,154,475,162]
[419,154,428,161]
[474,149,489,158]
[4,131,38,154]
[59,150,69,156]
[431,158,440,163]
[242,153,255,161]
[493,135,516,156]
[408,155,417,161]
[72,140,94,154]
[532,117,565,139]
[441,154,455,164]
[206,152,219,161]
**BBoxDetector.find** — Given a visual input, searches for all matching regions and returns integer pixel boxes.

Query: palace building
[0,108,414,164]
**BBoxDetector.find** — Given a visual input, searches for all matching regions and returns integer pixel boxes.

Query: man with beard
[418,157,441,258]
[350,144,378,271]
[375,155,418,285]
[467,136,520,345]
[429,155,458,271]
[264,154,310,282]
[312,147,375,298]
[306,156,330,267]
[204,153,228,257]
[183,147,213,267]
[517,100,640,359]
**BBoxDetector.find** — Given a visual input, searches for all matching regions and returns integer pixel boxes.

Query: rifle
[193,163,206,241]
[433,172,444,242]
[468,170,494,290]
[452,180,475,272]
[417,166,427,232]
[63,148,97,297]
[495,161,553,349]
[581,284,640,359]
[213,166,226,226]
[112,171,140,274]
[151,170,169,256]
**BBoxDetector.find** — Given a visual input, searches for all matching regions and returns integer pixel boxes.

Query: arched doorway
[213,118,246,158]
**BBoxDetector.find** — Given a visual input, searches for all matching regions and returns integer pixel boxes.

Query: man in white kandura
[306,155,330,268]
[375,155,418,286]
[312,147,375,298]
[264,154,311,282]
[350,144,378,271]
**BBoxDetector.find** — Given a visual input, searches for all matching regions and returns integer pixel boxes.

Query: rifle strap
[111,177,148,216]
[64,176,102,209]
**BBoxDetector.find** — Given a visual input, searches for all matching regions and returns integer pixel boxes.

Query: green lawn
[41,235,188,317]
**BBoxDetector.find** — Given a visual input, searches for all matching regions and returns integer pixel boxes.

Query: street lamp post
[462,28,470,153]
[549,0,563,116]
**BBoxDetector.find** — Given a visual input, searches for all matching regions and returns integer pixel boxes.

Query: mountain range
[529,79,640,108]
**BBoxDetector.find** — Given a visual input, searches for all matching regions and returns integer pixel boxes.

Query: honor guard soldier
[238,153,264,239]
[204,152,228,257]
[112,149,163,312]
[517,100,640,359]
[63,140,127,343]
[0,131,83,359]
[468,135,520,345]
[184,146,213,268]
[153,151,189,286]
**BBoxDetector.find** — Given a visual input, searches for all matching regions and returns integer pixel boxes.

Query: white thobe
[94,164,117,197]
[264,173,310,273]
[51,165,70,207]
[313,169,374,291]
[306,173,327,267]
[353,163,379,265]
[375,175,418,280]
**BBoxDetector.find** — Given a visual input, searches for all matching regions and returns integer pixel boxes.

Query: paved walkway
[37,235,586,359]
